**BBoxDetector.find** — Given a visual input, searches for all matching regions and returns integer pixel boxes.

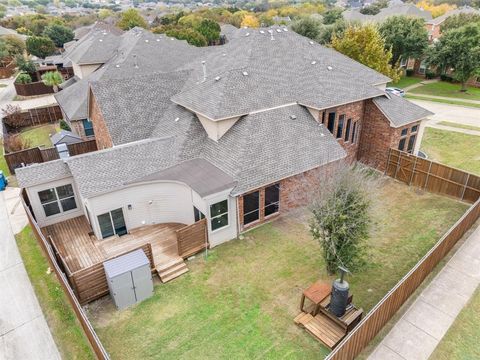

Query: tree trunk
[460,82,467,92]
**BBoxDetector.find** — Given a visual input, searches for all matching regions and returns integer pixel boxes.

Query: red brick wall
[89,89,113,149]
[312,101,365,163]
[358,99,420,171]
[237,159,344,231]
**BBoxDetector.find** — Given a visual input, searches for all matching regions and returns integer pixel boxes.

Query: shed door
[110,272,136,309]
[131,265,153,302]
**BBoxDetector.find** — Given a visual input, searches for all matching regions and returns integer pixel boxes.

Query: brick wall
[70,120,86,139]
[89,89,113,149]
[237,159,344,231]
[358,99,420,171]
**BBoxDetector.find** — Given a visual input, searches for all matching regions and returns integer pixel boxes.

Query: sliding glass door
[98,208,127,239]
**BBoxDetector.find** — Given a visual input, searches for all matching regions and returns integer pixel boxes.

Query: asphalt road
[409,99,480,128]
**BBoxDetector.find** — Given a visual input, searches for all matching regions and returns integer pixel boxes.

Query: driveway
[0,190,60,359]
[409,99,480,128]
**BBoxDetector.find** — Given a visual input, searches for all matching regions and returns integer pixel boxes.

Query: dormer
[196,113,241,142]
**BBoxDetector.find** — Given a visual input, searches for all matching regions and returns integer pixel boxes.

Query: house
[16,26,432,283]
[343,2,432,23]
[426,6,480,42]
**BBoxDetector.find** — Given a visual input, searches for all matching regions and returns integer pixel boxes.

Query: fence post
[409,156,418,186]
[393,150,402,180]
[461,173,471,201]
[384,148,392,175]
[423,160,433,190]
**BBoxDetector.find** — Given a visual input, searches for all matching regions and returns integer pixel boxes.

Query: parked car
[386,87,405,97]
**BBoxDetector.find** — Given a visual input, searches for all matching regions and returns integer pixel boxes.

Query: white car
[386,87,406,97]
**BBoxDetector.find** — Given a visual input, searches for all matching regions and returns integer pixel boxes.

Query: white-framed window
[400,58,408,68]
[38,184,77,217]
[210,200,229,231]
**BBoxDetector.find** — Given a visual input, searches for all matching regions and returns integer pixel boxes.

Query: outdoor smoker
[330,266,351,317]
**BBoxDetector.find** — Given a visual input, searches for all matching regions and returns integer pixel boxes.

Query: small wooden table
[300,280,331,316]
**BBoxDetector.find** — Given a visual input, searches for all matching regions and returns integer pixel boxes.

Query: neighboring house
[343,2,432,23]
[16,26,432,251]
[50,130,83,146]
[426,6,480,42]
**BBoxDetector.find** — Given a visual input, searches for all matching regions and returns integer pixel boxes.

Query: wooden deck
[42,216,186,274]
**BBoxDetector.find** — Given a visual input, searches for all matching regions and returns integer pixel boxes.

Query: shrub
[440,73,453,82]
[406,69,414,77]
[2,104,23,129]
[15,72,32,84]
[3,134,31,152]
[310,165,379,274]
[59,119,71,131]
[425,70,436,79]
[15,55,36,74]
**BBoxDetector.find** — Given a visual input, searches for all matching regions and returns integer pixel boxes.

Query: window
[351,122,357,143]
[327,112,336,133]
[38,184,77,217]
[264,184,280,217]
[407,134,416,153]
[210,200,228,231]
[419,60,427,75]
[98,208,127,239]
[83,119,94,137]
[243,191,259,225]
[400,58,407,68]
[194,206,205,222]
[344,118,352,142]
[398,137,406,151]
[401,128,408,136]
[411,125,418,133]
[336,115,345,139]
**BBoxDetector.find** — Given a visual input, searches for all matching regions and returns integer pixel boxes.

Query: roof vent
[145,39,149,43]
[115,64,120,68]
[99,39,103,42]
[222,53,226,56]
[276,28,282,33]
[133,54,138,69]
[327,66,333,71]
[174,117,179,122]
[202,61,207,82]
[309,41,314,45]
[215,76,221,81]
[260,30,265,34]
[171,38,174,40]
[268,29,274,41]
[283,28,288,32]
[245,32,250,37]
[311,61,317,65]
[156,38,160,42]
[242,71,248,76]
[290,115,297,120]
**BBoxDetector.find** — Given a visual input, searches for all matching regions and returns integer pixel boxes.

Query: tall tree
[332,24,401,81]
[117,9,148,30]
[427,23,480,91]
[196,19,220,43]
[291,16,323,40]
[441,13,480,32]
[323,8,343,25]
[42,23,74,47]
[379,16,429,65]
[26,35,55,58]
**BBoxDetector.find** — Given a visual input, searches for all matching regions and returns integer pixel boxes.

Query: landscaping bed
[87,179,468,359]
[16,226,95,359]
[421,127,480,175]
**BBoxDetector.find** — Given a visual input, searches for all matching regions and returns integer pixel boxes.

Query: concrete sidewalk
[0,191,60,359]
[408,93,480,105]
[369,224,480,360]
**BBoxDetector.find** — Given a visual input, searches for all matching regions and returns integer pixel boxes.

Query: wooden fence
[14,81,55,97]
[386,148,480,203]
[176,218,208,258]
[69,244,154,305]
[3,105,63,130]
[325,176,480,360]
[21,192,110,360]
[5,139,98,173]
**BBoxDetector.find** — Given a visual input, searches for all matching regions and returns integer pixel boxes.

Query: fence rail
[14,81,55,97]
[3,105,63,130]
[176,218,208,258]
[21,191,110,360]
[326,170,480,360]
[5,139,97,173]
[386,148,480,203]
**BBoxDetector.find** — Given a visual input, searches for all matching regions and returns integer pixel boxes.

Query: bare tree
[2,104,24,130]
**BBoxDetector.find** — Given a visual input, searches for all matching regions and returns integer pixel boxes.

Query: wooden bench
[294,312,346,349]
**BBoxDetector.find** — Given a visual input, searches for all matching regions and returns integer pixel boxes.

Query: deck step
[157,258,189,283]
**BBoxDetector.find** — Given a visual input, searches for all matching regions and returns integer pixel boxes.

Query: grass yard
[16,226,95,359]
[430,286,480,360]
[409,81,480,101]
[389,76,423,89]
[18,123,60,148]
[0,141,9,176]
[437,121,480,132]
[89,180,467,360]
[421,128,480,175]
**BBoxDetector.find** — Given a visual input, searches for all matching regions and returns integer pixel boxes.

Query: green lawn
[405,94,480,108]
[389,76,423,89]
[410,81,480,100]
[430,286,480,360]
[0,141,9,176]
[16,226,95,360]
[421,128,480,175]
[19,123,60,148]
[90,180,467,360]
[437,121,480,132]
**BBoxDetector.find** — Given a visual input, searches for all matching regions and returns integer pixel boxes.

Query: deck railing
[21,192,110,360]
[176,218,209,258]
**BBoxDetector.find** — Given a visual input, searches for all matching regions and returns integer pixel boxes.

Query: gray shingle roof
[373,94,433,127]
[171,28,388,120]
[343,3,432,23]
[50,130,82,145]
[130,158,236,197]
[426,6,480,25]
[65,138,177,198]
[16,160,71,188]
[65,29,121,65]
